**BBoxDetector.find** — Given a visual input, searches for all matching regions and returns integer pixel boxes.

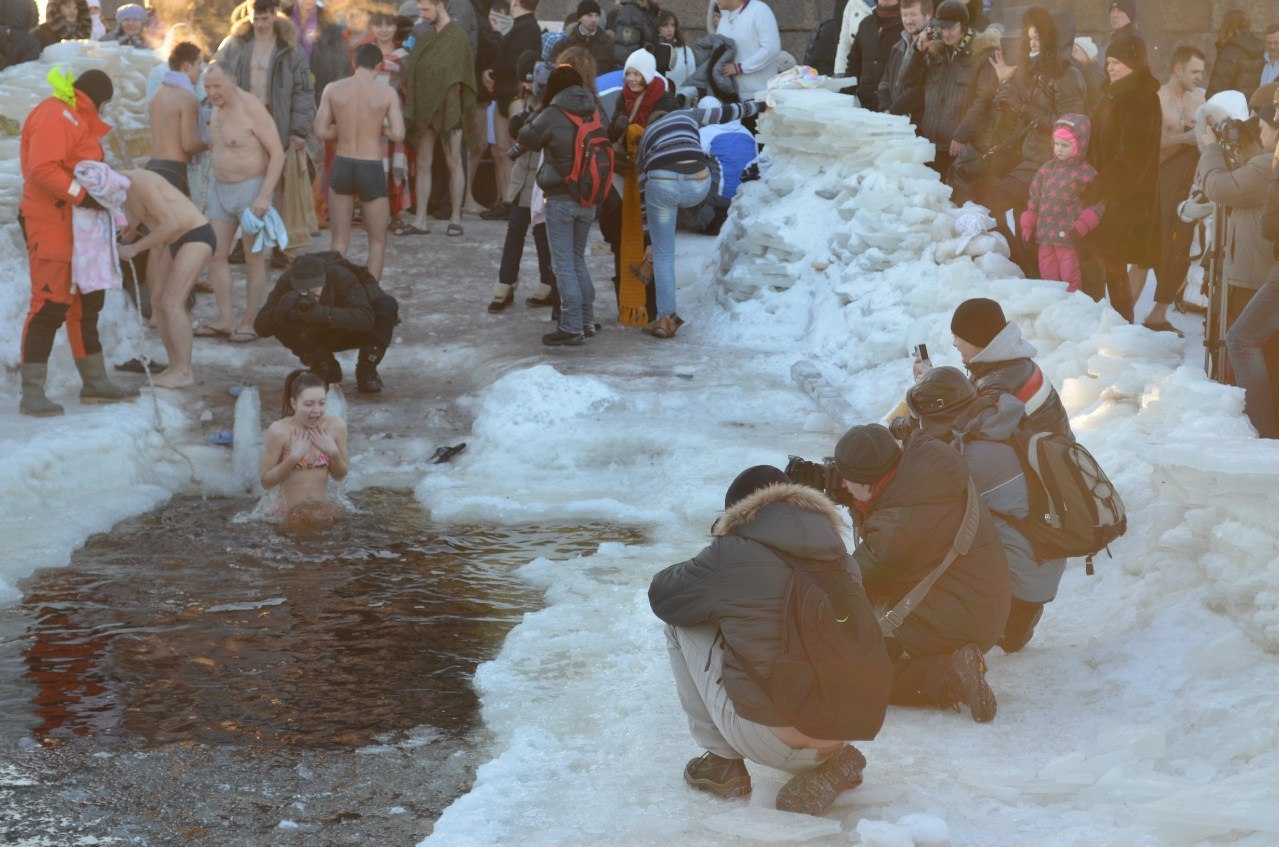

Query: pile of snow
[414,89,1278,846]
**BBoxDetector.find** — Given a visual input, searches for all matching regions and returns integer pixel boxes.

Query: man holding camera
[254,253,399,392]
[788,424,1010,722]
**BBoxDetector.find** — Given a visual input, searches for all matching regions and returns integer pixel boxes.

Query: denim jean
[1225,283,1279,438]
[644,169,711,319]
[544,197,596,334]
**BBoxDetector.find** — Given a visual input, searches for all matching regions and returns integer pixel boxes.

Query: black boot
[304,354,342,386]
[940,644,996,723]
[1000,599,1045,654]
[356,345,385,393]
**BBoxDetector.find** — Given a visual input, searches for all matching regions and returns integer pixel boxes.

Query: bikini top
[283,441,331,471]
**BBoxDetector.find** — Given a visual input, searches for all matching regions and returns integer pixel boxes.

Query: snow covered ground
[1,52,1276,846]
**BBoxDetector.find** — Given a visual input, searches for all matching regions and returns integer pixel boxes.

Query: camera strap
[877,479,980,637]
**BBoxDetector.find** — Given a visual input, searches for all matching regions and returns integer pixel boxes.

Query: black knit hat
[724,465,790,509]
[576,0,601,16]
[516,50,539,83]
[950,297,1007,348]
[543,65,584,105]
[73,69,113,107]
[1108,0,1136,24]
[907,366,977,418]
[834,425,902,485]
[1107,31,1148,70]
[289,255,327,290]
[934,0,969,28]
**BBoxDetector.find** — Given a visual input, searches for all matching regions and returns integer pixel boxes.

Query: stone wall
[538,0,1279,81]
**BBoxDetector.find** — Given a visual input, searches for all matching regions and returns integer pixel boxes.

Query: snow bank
[416,90,1278,846]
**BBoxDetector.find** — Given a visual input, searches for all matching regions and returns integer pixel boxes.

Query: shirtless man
[1139,45,1206,334]
[314,43,406,281]
[118,169,215,388]
[148,41,207,198]
[201,61,285,343]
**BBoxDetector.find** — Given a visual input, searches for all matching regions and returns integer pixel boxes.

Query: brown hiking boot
[941,644,997,723]
[775,744,866,815]
[683,752,751,799]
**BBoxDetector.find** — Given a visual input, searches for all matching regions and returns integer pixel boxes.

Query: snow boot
[305,354,343,386]
[488,282,515,313]
[941,644,997,723]
[19,363,64,417]
[775,744,866,815]
[355,345,384,393]
[683,752,751,799]
[1000,599,1044,654]
[526,282,555,307]
[75,354,139,404]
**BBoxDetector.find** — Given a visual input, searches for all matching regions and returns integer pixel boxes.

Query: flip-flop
[194,324,231,338]
[393,223,430,236]
[1142,321,1184,338]
[228,331,259,344]
[446,223,464,237]
[204,430,233,446]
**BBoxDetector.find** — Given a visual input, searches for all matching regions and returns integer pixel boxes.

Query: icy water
[0,489,642,845]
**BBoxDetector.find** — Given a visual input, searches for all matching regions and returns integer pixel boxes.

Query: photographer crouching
[787,424,1011,723]
[254,253,399,393]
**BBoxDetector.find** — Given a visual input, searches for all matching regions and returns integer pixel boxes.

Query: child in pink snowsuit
[1020,114,1103,293]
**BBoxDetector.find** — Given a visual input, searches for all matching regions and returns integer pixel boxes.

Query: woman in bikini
[260,370,349,519]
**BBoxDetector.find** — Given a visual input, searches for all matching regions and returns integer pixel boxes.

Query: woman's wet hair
[282,369,326,417]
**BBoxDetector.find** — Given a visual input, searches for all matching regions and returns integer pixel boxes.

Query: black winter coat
[309,22,352,103]
[0,23,40,71]
[255,262,375,339]
[903,29,1001,150]
[650,483,887,733]
[847,10,903,112]
[1087,66,1161,266]
[493,12,541,107]
[518,85,600,198]
[851,438,1011,657]
[994,55,1086,191]
[609,0,657,70]
[1207,31,1265,100]
[0,0,37,30]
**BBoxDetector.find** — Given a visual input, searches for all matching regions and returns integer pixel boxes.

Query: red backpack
[557,107,614,208]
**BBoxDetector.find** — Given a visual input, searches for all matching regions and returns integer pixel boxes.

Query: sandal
[194,323,231,338]
[446,223,464,237]
[228,330,259,344]
[393,222,430,236]
[1142,320,1184,338]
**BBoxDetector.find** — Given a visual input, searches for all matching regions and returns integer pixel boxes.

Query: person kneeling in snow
[254,253,399,393]
[649,466,891,815]
[906,368,1067,653]
[822,424,1010,722]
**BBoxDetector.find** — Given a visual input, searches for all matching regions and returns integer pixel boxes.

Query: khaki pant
[665,623,824,774]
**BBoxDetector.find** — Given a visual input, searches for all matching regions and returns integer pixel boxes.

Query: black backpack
[1009,427,1127,574]
[745,553,891,741]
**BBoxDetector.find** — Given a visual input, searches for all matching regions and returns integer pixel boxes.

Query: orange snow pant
[21,252,105,365]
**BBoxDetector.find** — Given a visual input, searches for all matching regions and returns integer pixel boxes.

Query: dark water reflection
[0,489,643,749]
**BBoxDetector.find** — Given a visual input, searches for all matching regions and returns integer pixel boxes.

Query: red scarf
[850,462,901,523]
[620,77,667,128]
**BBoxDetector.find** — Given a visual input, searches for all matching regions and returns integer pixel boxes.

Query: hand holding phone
[912,344,932,383]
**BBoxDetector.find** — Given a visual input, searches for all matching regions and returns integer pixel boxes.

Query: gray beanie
[833,425,902,485]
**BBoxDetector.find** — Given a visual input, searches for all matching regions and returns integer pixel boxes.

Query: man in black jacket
[254,253,399,392]
[650,466,891,815]
[832,425,1010,722]
[844,0,903,111]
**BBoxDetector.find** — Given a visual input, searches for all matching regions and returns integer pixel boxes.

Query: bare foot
[152,368,195,389]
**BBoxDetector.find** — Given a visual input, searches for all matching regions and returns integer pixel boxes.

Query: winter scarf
[620,76,666,129]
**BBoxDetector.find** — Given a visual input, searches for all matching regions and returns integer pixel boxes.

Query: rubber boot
[19,362,64,417]
[75,353,139,404]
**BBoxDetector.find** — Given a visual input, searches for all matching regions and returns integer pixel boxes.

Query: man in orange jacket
[19,68,138,417]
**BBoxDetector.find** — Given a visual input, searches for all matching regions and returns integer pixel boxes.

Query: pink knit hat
[1052,126,1078,159]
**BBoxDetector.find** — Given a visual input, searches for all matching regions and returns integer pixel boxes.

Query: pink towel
[71,161,131,294]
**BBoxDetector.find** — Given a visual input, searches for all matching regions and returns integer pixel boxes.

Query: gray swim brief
[206,175,266,223]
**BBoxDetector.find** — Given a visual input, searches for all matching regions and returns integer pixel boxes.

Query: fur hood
[714,482,849,561]
[926,27,1000,60]
[229,14,298,50]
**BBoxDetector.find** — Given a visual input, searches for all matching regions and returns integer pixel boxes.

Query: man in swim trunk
[147,40,208,198]
[118,168,216,388]
[200,61,285,343]
[314,42,405,281]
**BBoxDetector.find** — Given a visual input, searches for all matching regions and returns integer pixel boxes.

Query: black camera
[506,142,526,161]
[1209,117,1254,171]
[927,23,943,41]
[295,292,317,313]
[785,455,851,504]
[888,415,920,441]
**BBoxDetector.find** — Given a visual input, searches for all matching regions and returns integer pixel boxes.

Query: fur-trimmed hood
[228,14,298,50]
[714,482,849,562]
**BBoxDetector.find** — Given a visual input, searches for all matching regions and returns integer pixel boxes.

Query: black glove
[79,194,104,211]
[277,290,302,315]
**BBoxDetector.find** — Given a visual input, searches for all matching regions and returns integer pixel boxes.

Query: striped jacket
[636,100,763,189]
[966,321,1074,441]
